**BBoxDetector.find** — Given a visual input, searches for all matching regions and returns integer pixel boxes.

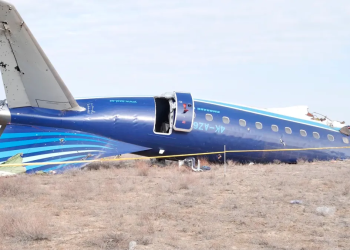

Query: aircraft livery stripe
[26,155,90,171]
[0,145,111,159]
[1,132,110,140]
[22,150,101,163]
[195,99,338,131]
[0,138,110,149]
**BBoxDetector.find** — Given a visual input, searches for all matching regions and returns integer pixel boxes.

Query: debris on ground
[129,241,137,250]
[316,206,336,216]
[200,166,211,171]
[0,171,16,177]
[290,200,303,205]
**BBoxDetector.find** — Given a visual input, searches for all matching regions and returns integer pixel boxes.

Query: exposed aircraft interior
[154,97,172,134]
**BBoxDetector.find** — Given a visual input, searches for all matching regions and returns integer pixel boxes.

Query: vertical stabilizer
[0,1,83,111]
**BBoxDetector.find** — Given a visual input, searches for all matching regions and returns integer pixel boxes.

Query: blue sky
[1,0,350,123]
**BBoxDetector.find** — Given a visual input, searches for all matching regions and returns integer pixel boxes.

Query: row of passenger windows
[203,114,349,144]
[240,119,348,143]
[206,114,230,124]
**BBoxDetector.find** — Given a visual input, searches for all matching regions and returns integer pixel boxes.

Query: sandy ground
[0,159,350,250]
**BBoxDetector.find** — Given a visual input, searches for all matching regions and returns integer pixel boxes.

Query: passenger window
[205,114,213,122]
[271,125,278,132]
[255,122,263,129]
[327,134,334,142]
[343,137,349,144]
[222,116,230,124]
[313,132,320,139]
[285,127,292,134]
[300,130,307,137]
[239,119,246,127]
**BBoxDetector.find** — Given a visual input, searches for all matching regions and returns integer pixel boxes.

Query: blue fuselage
[8,97,350,163]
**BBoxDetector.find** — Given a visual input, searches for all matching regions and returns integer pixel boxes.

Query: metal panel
[173,92,194,132]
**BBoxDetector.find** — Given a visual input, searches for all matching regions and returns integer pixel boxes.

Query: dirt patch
[1,159,350,249]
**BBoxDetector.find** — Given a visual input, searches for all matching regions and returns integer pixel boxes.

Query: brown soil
[0,159,350,250]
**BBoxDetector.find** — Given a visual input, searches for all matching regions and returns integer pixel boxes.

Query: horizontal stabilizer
[0,1,83,111]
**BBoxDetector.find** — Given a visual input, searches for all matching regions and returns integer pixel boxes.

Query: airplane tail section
[0,1,83,111]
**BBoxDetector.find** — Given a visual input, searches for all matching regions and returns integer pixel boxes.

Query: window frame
[313,132,320,139]
[205,114,213,122]
[271,125,279,132]
[300,130,307,137]
[327,134,335,142]
[239,119,246,127]
[222,116,230,124]
[285,127,292,134]
[343,137,349,144]
[255,122,263,130]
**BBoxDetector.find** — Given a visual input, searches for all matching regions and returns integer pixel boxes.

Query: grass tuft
[0,209,50,242]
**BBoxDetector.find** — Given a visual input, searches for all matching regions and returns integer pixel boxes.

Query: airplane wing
[0,124,151,175]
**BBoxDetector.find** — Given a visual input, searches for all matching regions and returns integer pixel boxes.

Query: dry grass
[135,161,150,176]
[0,159,350,249]
[0,210,50,242]
[0,175,40,198]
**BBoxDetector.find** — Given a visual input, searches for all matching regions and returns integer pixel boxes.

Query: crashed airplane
[0,1,349,175]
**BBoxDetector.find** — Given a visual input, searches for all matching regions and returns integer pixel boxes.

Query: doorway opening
[154,97,172,134]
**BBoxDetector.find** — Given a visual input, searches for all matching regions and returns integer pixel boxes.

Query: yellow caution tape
[1,145,350,167]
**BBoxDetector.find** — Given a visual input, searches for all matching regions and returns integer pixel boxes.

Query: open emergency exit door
[173,92,194,132]
[154,92,194,134]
